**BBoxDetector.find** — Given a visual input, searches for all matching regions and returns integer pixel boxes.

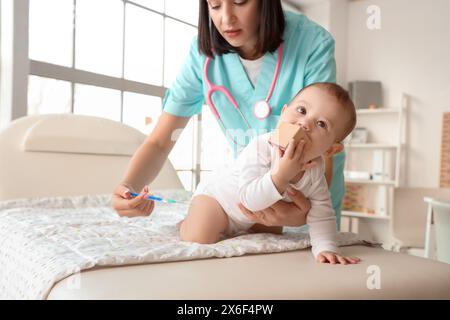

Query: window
[170,117,197,191]
[74,84,121,121]
[28,0,73,67]
[28,76,71,115]
[130,0,164,13]
[165,0,199,26]
[122,92,162,135]
[124,4,163,85]
[75,0,124,77]
[201,107,234,174]
[164,18,197,87]
[26,0,205,191]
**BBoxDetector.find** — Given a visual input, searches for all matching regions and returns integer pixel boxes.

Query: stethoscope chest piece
[203,44,283,146]
[253,100,271,119]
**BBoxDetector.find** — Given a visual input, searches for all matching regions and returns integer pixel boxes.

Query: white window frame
[0,0,29,128]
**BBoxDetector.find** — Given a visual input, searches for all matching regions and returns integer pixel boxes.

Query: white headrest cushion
[21,114,145,156]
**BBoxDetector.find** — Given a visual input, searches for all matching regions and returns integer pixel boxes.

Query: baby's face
[279,86,346,162]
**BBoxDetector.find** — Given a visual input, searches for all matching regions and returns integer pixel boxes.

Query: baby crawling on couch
[178,82,361,265]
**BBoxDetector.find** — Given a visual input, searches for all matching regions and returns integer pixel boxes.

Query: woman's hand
[112,184,155,217]
[238,187,311,227]
[316,251,361,265]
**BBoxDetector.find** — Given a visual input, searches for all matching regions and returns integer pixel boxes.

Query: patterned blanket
[0,190,375,299]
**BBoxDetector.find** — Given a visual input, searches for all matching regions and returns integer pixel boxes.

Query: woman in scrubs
[112,0,345,231]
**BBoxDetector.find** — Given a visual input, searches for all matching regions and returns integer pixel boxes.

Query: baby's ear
[281,104,288,113]
[324,142,344,158]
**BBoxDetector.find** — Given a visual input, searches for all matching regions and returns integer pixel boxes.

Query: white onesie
[193,132,339,258]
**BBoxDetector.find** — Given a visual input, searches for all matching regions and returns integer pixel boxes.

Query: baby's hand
[271,139,306,191]
[316,251,361,265]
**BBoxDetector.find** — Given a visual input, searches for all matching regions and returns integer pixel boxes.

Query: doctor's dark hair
[198,0,285,58]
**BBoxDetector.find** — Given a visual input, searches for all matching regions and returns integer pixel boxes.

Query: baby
[179,82,360,264]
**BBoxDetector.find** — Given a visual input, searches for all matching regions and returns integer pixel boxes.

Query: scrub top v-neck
[239,55,263,87]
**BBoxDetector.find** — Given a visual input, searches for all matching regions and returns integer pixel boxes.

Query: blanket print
[0,190,376,299]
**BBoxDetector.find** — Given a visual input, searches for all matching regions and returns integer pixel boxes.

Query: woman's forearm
[285,202,309,226]
[265,199,309,227]
[121,141,169,192]
[120,112,190,192]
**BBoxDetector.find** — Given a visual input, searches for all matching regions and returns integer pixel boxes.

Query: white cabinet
[342,94,409,244]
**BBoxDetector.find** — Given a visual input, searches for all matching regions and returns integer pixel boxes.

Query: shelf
[345,178,396,186]
[342,210,391,220]
[344,143,398,149]
[356,107,404,115]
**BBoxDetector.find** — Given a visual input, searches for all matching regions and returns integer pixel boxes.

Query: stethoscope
[204,44,283,147]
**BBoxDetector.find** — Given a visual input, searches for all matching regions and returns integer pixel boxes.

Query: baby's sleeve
[236,135,284,212]
[306,161,339,258]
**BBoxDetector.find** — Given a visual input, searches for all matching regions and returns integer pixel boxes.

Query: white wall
[346,0,450,187]
[301,1,330,29]
[328,0,349,87]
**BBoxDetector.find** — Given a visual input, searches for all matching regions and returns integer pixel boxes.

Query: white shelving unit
[355,108,401,115]
[345,143,398,149]
[345,179,396,186]
[342,210,390,220]
[342,94,409,243]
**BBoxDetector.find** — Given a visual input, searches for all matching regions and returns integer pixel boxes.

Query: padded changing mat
[0,190,373,299]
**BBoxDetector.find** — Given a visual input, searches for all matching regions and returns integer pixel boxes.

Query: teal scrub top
[163,11,345,230]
